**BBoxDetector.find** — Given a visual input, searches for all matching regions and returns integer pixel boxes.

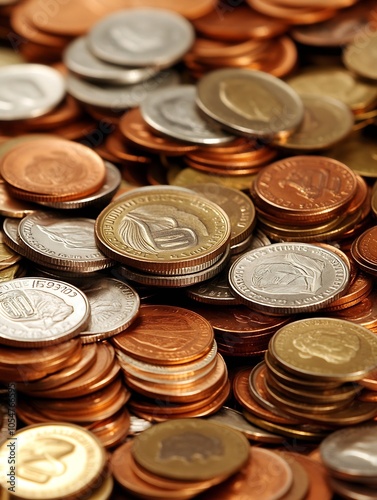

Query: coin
[196,68,304,139]
[270,317,377,381]
[0,64,65,120]
[131,418,250,481]
[88,9,194,68]
[141,85,234,145]
[343,31,377,81]
[328,476,377,500]
[228,242,350,315]
[0,277,90,347]
[0,422,107,499]
[320,424,377,483]
[287,453,333,500]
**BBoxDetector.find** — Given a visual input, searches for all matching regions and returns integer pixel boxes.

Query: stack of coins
[0,230,24,283]
[351,225,377,277]
[320,424,377,499]
[95,185,232,288]
[111,418,250,499]
[262,318,377,427]
[0,422,112,500]
[112,304,230,421]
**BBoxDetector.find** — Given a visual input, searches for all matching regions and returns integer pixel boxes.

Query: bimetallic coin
[270,317,377,381]
[88,8,194,67]
[95,186,231,274]
[196,68,304,139]
[0,423,107,499]
[228,242,350,315]
[0,64,65,120]
[64,36,160,84]
[320,424,377,484]
[141,85,234,145]
[0,277,90,347]
[132,418,249,481]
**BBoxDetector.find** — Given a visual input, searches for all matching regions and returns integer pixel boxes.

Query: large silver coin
[66,69,179,109]
[88,8,194,67]
[141,85,234,145]
[0,64,65,120]
[64,37,159,84]
[228,242,349,314]
[196,68,304,139]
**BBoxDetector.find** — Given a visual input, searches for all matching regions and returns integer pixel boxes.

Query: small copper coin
[287,453,332,500]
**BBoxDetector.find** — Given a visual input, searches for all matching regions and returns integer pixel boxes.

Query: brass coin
[343,31,377,81]
[269,317,377,382]
[196,68,304,139]
[131,418,250,481]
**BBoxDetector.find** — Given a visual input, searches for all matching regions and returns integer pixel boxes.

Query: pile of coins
[113,304,230,420]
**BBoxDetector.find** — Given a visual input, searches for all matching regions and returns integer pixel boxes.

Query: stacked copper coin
[261,318,377,427]
[351,225,377,277]
[111,418,250,499]
[250,156,370,243]
[112,305,230,421]
[16,342,132,449]
[320,424,377,499]
[95,185,232,287]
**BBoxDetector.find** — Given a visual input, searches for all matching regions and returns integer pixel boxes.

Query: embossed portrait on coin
[250,253,325,294]
[293,329,360,364]
[25,152,79,186]
[119,205,208,253]
[37,223,98,250]
[278,167,341,200]
[158,96,215,134]
[0,290,73,329]
[18,438,74,483]
[159,432,223,462]
[219,78,283,122]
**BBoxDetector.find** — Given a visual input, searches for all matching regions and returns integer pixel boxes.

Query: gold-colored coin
[286,66,377,113]
[95,186,231,274]
[131,418,250,481]
[343,32,377,81]
[269,317,377,382]
[0,423,107,499]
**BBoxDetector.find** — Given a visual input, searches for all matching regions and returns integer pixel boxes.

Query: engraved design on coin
[25,152,79,187]
[37,223,98,250]
[219,78,282,122]
[109,24,166,53]
[277,167,343,201]
[160,95,215,134]
[119,205,208,253]
[158,433,224,462]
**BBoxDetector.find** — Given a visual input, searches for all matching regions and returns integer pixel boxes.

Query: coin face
[270,317,377,381]
[343,32,377,81]
[0,64,65,120]
[0,277,90,347]
[0,422,107,499]
[141,85,234,144]
[131,418,250,481]
[228,243,350,314]
[196,68,304,139]
[95,187,231,274]
[88,8,195,67]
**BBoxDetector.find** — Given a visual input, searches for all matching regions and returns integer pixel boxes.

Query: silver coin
[64,36,160,84]
[228,242,349,314]
[196,68,304,139]
[329,476,377,500]
[320,424,377,484]
[141,85,234,144]
[38,161,121,210]
[0,277,90,347]
[18,212,114,272]
[66,69,179,109]
[79,277,140,340]
[0,64,65,120]
[87,8,194,67]
[2,218,25,255]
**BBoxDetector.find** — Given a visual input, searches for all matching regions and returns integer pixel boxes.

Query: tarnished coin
[18,212,114,272]
[228,242,350,315]
[0,422,107,499]
[273,94,354,151]
[320,423,377,484]
[0,277,90,347]
[66,69,179,109]
[270,317,377,382]
[95,186,231,274]
[131,418,249,481]
[0,64,65,120]
[79,277,140,341]
[196,68,304,139]
[141,85,234,145]
[88,8,194,67]
[64,36,160,84]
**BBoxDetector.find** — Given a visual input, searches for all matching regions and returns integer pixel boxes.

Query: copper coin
[0,138,106,200]
[247,0,336,24]
[104,131,152,165]
[286,453,332,500]
[112,304,214,365]
[89,407,130,449]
